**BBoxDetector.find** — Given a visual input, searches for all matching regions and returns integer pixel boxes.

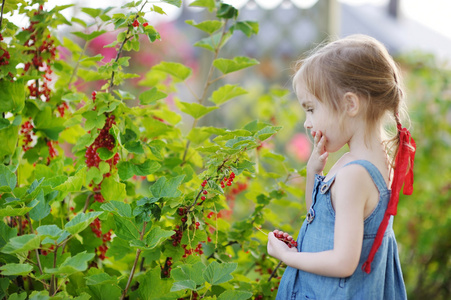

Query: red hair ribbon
[362,124,416,274]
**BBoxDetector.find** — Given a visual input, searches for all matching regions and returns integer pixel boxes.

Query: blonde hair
[294,34,407,166]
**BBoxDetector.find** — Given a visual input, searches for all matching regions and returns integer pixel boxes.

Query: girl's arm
[305,131,328,209]
[268,165,371,278]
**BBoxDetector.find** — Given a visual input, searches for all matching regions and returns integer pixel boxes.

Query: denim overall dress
[276,160,407,300]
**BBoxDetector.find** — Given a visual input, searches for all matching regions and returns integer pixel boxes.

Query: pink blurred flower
[89,32,117,62]
[286,133,311,162]
[57,46,70,61]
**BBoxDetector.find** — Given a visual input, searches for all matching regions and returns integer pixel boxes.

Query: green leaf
[210,84,248,105]
[29,190,51,221]
[113,214,139,241]
[63,36,83,53]
[243,120,272,132]
[176,101,218,119]
[189,0,215,11]
[107,237,130,260]
[78,69,108,81]
[139,87,167,105]
[151,5,165,15]
[152,62,192,81]
[232,21,259,37]
[171,261,206,292]
[0,205,34,217]
[218,290,253,300]
[0,119,9,130]
[0,125,18,159]
[101,177,126,201]
[0,79,25,114]
[0,222,17,248]
[0,164,16,193]
[100,201,132,218]
[124,141,144,154]
[255,126,282,141]
[135,160,161,176]
[213,57,259,74]
[97,147,115,160]
[171,280,196,292]
[225,136,255,149]
[129,239,147,250]
[71,17,87,28]
[55,167,86,193]
[64,211,103,235]
[185,20,223,34]
[28,291,50,300]
[81,7,102,18]
[7,293,27,300]
[117,161,134,181]
[35,225,63,240]
[194,32,232,52]
[83,111,106,131]
[137,268,182,299]
[34,106,66,140]
[62,92,85,102]
[161,0,181,7]
[149,175,185,198]
[187,127,228,145]
[120,129,137,145]
[72,30,107,41]
[146,226,175,249]
[0,263,33,276]
[216,3,238,19]
[86,167,103,185]
[85,272,117,285]
[45,251,94,275]
[1,234,41,254]
[203,261,237,285]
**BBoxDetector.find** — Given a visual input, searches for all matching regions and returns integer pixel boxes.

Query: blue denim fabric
[276,160,407,300]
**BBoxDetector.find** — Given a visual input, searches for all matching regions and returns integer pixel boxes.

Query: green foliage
[394,52,451,300]
[0,1,297,299]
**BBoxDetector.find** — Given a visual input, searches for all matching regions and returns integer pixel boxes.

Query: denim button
[306,207,315,224]
[320,184,328,194]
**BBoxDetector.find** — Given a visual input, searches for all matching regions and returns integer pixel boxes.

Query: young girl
[267,34,416,299]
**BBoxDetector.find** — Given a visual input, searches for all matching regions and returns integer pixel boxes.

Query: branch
[181,20,229,165]
[67,41,90,89]
[26,213,44,276]
[108,1,147,94]
[206,241,238,259]
[0,0,6,30]
[82,194,92,213]
[268,261,282,281]
[49,244,59,295]
[120,221,147,300]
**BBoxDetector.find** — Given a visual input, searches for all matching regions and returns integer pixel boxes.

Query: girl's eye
[306,109,313,113]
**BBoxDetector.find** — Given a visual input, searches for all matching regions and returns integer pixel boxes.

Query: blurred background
[9,0,451,298]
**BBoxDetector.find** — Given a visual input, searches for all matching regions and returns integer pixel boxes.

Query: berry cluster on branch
[23,7,56,102]
[89,217,112,260]
[20,119,35,152]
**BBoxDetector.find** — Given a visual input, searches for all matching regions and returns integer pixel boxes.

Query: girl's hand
[307,130,329,175]
[267,230,298,261]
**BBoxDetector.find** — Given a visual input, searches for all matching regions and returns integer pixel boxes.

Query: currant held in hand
[267,34,415,300]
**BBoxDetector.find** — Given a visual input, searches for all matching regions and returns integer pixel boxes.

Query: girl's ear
[344,92,360,117]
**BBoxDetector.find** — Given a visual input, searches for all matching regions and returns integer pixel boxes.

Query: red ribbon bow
[362,124,416,274]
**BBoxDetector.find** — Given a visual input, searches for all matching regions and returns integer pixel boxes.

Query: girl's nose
[304,119,312,130]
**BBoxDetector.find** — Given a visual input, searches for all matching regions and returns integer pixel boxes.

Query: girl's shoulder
[326,153,390,190]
